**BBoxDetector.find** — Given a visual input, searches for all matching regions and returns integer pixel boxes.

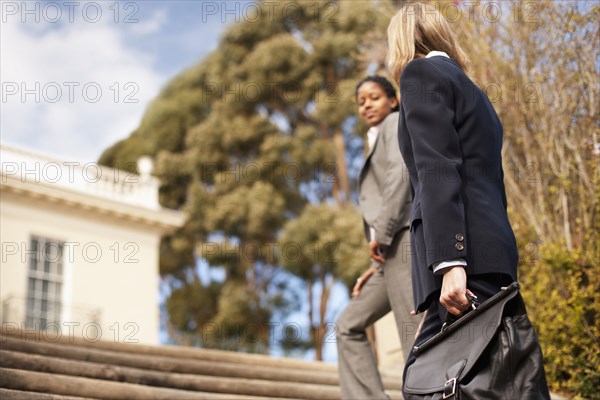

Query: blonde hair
[387,2,471,82]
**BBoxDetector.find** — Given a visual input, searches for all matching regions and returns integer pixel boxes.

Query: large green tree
[99,0,396,357]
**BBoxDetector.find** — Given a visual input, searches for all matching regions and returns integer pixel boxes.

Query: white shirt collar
[425,50,450,59]
[366,121,383,151]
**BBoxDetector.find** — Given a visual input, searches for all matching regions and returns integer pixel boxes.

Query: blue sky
[1,1,252,161]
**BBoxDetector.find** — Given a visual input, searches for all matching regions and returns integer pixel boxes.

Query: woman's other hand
[351,267,378,297]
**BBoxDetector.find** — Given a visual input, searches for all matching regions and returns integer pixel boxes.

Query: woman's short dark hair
[355,76,400,112]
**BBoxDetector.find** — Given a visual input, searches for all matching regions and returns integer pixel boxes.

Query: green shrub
[519,242,600,399]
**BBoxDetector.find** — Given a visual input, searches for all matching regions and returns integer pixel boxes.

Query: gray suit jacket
[358,111,412,251]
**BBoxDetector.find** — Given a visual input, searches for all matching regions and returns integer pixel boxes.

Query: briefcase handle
[440,289,497,333]
[414,282,520,356]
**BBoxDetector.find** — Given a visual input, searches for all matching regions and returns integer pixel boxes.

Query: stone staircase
[0,328,404,399]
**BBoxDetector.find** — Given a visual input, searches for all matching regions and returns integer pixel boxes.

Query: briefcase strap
[441,359,467,399]
[443,378,457,399]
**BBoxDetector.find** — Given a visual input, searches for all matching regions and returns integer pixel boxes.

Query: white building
[0,144,185,344]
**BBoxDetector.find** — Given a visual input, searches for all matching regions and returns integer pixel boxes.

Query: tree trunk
[332,130,350,207]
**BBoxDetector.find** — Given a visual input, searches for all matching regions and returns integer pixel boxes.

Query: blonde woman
[387,2,549,398]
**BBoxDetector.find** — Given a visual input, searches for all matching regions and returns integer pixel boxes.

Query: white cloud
[1,5,166,162]
[129,8,168,35]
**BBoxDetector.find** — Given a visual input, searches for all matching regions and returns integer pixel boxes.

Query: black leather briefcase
[403,282,550,399]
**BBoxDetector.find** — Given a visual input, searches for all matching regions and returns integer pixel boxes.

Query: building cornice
[1,144,185,232]
[1,175,185,232]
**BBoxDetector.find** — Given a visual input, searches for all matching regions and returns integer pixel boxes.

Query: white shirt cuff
[369,227,376,243]
[432,258,467,275]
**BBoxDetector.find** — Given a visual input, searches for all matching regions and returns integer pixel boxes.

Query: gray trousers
[336,229,417,400]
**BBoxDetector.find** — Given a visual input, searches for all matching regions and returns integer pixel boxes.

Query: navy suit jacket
[398,56,518,312]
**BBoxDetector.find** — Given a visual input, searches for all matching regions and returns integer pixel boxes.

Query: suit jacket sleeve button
[455,234,464,241]
[455,242,464,251]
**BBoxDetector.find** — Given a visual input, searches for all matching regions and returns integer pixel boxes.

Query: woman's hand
[369,240,386,264]
[352,267,378,297]
[440,266,476,316]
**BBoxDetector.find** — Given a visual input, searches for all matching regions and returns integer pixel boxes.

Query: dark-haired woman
[336,76,417,399]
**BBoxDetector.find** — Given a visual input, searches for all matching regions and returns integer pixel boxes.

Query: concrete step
[0,350,344,399]
[0,388,96,400]
[1,326,336,371]
[0,335,343,387]
[0,328,404,399]
[0,368,300,400]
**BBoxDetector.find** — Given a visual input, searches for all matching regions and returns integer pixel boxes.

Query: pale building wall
[1,191,161,343]
[374,311,405,373]
[0,144,184,344]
